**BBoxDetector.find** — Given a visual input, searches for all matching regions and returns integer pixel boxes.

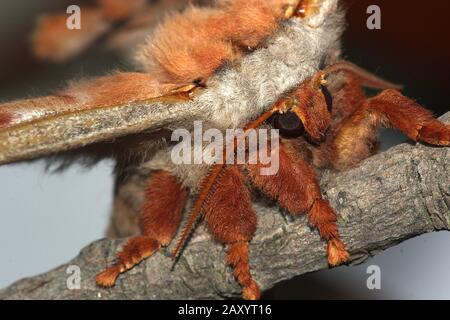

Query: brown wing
[0,73,198,165]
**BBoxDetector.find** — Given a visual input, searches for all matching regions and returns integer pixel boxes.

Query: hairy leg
[96,170,187,287]
[202,165,260,300]
[329,89,450,170]
[328,73,367,124]
[312,73,368,167]
[246,141,349,266]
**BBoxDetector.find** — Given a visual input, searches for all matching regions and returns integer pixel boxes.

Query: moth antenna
[171,107,282,261]
[324,60,404,91]
[171,163,226,261]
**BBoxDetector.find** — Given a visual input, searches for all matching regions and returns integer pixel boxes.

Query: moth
[0,0,449,300]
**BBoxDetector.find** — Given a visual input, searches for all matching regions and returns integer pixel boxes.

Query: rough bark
[1,113,449,300]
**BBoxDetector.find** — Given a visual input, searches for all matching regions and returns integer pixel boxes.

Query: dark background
[0,0,449,299]
[342,0,450,117]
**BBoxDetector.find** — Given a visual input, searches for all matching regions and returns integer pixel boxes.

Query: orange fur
[0,112,13,128]
[8,0,450,300]
[171,164,227,259]
[227,242,261,300]
[172,107,279,260]
[247,141,320,213]
[31,0,186,62]
[96,236,160,287]
[140,170,188,246]
[247,141,349,266]
[203,166,256,243]
[203,165,259,298]
[64,72,180,109]
[97,169,188,287]
[96,0,146,21]
[94,64,449,299]
[291,77,332,141]
[308,198,339,240]
[296,0,324,18]
[216,0,283,48]
[329,73,367,123]
[312,73,368,167]
[419,121,450,145]
[135,5,241,83]
[105,0,193,51]
[0,72,190,131]
[32,8,110,62]
[27,0,301,124]
[0,96,82,129]
[135,0,295,83]
[309,198,349,266]
[327,238,349,266]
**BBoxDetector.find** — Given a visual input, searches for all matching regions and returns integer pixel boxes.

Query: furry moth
[0,0,448,299]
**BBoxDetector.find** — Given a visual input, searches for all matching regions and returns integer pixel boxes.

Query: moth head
[271,72,332,143]
[270,58,404,143]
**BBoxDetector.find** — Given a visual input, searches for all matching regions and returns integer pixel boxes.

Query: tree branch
[1,113,449,300]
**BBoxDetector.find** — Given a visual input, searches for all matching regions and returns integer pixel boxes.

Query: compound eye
[321,85,333,112]
[272,111,305,138]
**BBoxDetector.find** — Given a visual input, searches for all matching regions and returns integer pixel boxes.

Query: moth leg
[329,89,450,170]
[246,141,349,266]
[312,73,368,168]
[96,170,187,287]
[96,0,147,21]
[328,73,367,123]
[32,7,110,63]
[202,165,260,300]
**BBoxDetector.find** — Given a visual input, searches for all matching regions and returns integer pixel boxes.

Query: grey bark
[1,113,449,300]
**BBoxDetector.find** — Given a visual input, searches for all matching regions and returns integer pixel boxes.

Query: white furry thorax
[143,1,345,191]
[196,1,344,130]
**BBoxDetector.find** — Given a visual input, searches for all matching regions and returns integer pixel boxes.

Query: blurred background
[0,0,449,299]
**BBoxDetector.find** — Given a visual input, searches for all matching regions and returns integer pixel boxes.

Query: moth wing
[0,91,198,165]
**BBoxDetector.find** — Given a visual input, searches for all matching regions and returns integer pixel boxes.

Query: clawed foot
[95,236,160,288]
[242,280,261,300]
[418,120,450,146]
[327,238,350,266]
[96,265,121,287]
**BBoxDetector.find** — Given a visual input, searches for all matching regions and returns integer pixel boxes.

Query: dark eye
[271,111,305,138]
[321,85,333,112]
